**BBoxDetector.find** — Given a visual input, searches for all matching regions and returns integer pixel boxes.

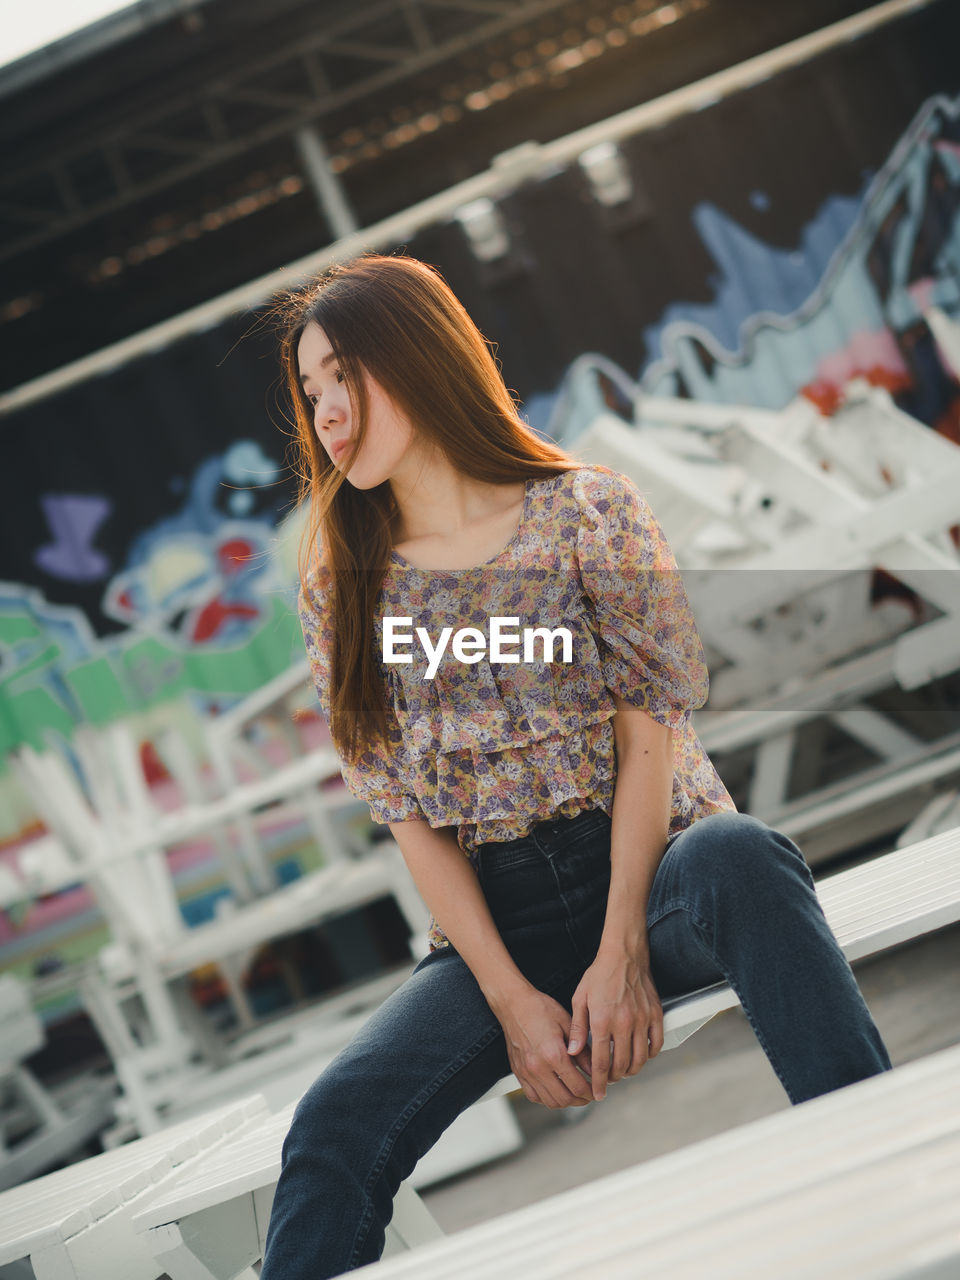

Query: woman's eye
[305,372,342,405]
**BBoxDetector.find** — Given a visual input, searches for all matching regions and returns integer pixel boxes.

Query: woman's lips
[331,439,352,460]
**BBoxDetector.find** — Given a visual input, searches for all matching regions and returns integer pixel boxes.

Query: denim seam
[649,897,802,1106]
[347,1020,505,1267]
[541,852,591,971]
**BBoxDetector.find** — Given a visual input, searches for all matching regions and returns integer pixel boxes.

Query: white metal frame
[572,374,960,862]
[6,726,431,1137]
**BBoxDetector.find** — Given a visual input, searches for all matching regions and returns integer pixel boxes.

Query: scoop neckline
[389,478,534,573]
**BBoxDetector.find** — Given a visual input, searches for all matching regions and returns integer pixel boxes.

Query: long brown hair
[278,251,582,764]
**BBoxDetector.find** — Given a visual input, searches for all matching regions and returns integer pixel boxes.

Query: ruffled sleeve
[574,466,709,728]
[298,571,426,825]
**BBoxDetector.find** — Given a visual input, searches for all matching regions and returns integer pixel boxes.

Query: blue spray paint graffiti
[639,94,960,423]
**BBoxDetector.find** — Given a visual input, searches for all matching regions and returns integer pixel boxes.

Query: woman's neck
[390,477,527,571]
[389,457,519,544]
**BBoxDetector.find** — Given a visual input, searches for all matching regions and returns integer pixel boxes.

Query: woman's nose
[316,400,345,429]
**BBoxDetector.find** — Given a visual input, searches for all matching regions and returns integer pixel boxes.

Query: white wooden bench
[3,824,956,1278]
[0,1079,513,1280]
[122,823,960,1279]
[132,1103,447,1280]
[357,1037,960,1279]
[0,1096,269,1280]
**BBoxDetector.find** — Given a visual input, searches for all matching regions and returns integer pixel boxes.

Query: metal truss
[0,0,597,264]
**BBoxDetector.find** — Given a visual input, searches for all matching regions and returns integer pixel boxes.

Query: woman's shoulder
[529,461,629,494]
[571,461,638,500]
[538,462,641,516]
[297,555,334,624]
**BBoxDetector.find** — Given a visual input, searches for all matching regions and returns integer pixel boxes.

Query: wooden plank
[769,738,960,840]
[0,1097,268,1267]
[132,1110,295,1226]
[359,1041,960,1279]
[157,849,421,978]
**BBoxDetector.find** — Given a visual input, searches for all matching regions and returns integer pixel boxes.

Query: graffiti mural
[2,93,959,768]
[0,439,304,759]
[640,94,960,438]
[102,440,281,642]
[34,495,113,583]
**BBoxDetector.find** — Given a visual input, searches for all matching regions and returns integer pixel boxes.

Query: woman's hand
[497,987,597,1110]
[567,949,664,1101]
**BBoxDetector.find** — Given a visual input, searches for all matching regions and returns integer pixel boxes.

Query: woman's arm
[565,692,673,1100]
[387,819,595,1109]
[600,692,674,958]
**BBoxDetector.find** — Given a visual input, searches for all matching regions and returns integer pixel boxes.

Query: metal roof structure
[3,0,636,263]
[1,0,897,391]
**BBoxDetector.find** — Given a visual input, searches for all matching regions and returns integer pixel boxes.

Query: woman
[260,252,891,1279]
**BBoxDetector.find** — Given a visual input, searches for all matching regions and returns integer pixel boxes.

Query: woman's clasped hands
[567,947,664,1101]
[499,987,595,1110]
[498,949,664,1109]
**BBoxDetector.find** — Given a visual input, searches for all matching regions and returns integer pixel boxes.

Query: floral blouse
[299,463,736,952]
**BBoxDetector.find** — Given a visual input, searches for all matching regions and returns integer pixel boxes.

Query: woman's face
[297,320,419,490]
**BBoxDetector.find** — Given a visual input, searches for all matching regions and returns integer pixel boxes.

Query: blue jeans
[260,809,890,1279]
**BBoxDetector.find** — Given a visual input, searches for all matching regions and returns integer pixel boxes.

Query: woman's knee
[666,812,813,903]
[683,811,800,861]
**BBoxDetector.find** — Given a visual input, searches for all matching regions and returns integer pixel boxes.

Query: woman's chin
[342,466,382,491]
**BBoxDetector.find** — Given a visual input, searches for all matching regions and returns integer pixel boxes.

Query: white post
[295,125,358,238]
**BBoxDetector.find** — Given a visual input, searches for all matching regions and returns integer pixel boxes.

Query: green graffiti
[0,616,45,645]
[0,596,306,757]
